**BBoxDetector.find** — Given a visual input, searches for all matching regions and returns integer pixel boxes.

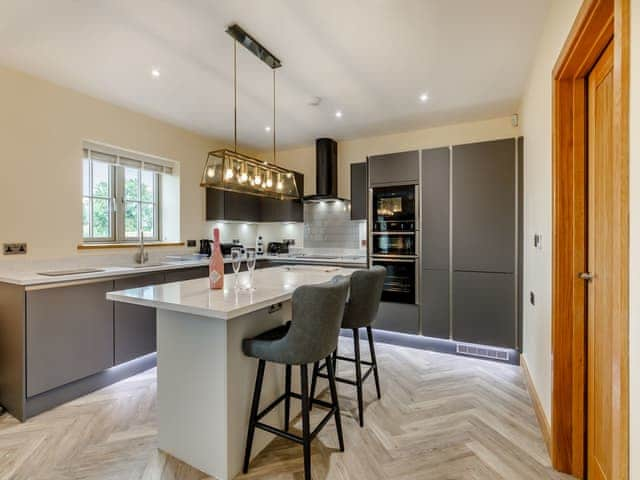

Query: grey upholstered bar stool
[310,266,386,427]
[242,276,350,480]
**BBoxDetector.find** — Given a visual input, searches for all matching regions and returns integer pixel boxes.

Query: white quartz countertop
[0,254,367,287]
[106,266,356,320]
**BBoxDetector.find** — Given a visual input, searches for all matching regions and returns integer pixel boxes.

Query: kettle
[199,239,212,257]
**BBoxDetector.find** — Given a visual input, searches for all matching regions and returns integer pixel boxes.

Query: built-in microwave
[371,185,416,230]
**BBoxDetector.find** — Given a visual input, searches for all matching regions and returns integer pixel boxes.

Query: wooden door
[586,41,615,480]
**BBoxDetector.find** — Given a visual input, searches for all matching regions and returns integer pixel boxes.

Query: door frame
[551,0,629,478]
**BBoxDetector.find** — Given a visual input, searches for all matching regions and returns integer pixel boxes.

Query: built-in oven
[370,257,417,304]
[371,222,416,256]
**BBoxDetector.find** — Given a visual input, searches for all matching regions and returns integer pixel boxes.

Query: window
[82,143,176,243]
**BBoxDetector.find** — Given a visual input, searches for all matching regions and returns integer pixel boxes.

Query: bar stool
[242,276,350,480]
[310,266,386,427]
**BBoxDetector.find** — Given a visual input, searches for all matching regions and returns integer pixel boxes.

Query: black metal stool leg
[367,326,381,399]
[300,364,312,480]
[326,354,345,451]
[309,361,319,411]
[353,328,364,427]
[284,363,292,431]
[243,359,266,474]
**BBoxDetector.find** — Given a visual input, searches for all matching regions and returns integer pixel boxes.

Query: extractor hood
[303,138,348,203]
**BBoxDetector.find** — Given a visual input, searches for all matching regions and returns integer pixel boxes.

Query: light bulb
[207,167,215,178]
[266,178,273,188]
[239,172,248,183]
[276,181,283,191]
[254,175,262,186]
[224,168,233,180]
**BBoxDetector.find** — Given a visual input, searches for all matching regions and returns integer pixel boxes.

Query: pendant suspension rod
[273,69,276,164]
[234,40,238,152]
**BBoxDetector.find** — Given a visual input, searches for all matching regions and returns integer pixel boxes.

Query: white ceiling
[0,0,549,149]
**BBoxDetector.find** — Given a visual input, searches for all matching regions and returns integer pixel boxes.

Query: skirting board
[520,354,551,455]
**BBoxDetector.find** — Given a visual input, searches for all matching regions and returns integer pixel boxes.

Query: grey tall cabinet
[420,138,522,349]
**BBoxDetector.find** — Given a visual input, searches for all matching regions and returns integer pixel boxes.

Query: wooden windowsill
[77,241,185,250]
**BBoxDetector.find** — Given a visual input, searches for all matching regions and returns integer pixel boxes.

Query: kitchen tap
[135,230,149,264]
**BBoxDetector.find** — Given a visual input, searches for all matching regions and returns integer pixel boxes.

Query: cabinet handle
[579,272,594,281]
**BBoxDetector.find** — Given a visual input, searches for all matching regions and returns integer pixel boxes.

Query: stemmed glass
[245,249,256,291]
[230,248,242,291]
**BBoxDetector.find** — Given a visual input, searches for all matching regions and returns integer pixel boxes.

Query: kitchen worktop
[0,252,367,286]
[107,265,356,320]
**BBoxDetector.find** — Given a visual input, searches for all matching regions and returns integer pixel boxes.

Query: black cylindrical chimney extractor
[315,138,338,197]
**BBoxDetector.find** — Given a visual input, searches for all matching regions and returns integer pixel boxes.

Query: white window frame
[82,142,176,243]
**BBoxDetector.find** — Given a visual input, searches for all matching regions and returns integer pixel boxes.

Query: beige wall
[517,0,582,423]
[0,66,224,260]
[271,116,519,197]
[629,1,639,477]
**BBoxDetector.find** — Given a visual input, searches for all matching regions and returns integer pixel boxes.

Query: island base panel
[157,302,299,480]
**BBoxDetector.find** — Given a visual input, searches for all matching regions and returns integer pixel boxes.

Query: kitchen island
[107,265,356,480]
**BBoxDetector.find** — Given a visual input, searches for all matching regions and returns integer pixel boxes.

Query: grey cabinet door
[373,302,419,334]
[368,150,419,186]
[350,162,368,220]
[114,272,165,364]
[452,271,516,348]
[452,139,515,273]
[421,147,450,270]
[421,269,450,339]
[260,198,303,222]
[206,188,225,221]
[224,191,261,222]
[26,281,115,397]
[165,267,209,283]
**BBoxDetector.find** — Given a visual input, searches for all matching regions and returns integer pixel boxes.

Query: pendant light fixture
[200,24,299,200]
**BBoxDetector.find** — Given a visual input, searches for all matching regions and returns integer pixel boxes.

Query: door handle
[579,272,594,281]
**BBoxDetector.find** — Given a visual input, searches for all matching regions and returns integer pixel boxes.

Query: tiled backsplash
[303,202,365,249]
[203,202,366,250]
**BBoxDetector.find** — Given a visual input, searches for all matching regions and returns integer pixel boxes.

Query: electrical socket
[3,243,27,255]
[186,240,196,247]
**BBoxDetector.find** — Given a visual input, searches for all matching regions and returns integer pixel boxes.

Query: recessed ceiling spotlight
[151,68,160,78]
[335,110,343,118]
[265,126,271,132]
[419,93,429,102]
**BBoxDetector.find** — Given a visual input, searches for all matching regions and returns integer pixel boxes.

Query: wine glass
[230,248,242,290]
[245,249,257,291]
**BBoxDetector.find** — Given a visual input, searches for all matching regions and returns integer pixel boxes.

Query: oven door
[371,233,416,256]
[372,185,416,224]
[371,257,417,304]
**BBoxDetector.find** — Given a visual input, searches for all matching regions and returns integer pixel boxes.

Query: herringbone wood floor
[0,339,573,480]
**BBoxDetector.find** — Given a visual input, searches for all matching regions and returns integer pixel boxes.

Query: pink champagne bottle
[209,228,224,290]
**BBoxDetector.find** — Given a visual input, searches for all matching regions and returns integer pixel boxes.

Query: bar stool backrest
[341,266,387,330]
[282,276,350,365]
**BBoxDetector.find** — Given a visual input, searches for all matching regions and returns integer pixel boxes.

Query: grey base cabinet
[26,281,115,397]
[452,271,515,348]
[165,266,209,283]
[114,273,165,365]
[421,269,450,339]
[373,302,419,334]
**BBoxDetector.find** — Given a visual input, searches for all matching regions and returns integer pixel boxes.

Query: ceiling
[0,0,549,149]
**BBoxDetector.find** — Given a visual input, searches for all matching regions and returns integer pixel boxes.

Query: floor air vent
[456,343,510,362]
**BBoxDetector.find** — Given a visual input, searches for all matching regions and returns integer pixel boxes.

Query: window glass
[92,162,110,197]
[125,167,139,201]
[125,201,140,239]
[141,170,154,202]
[92,198,111,238]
